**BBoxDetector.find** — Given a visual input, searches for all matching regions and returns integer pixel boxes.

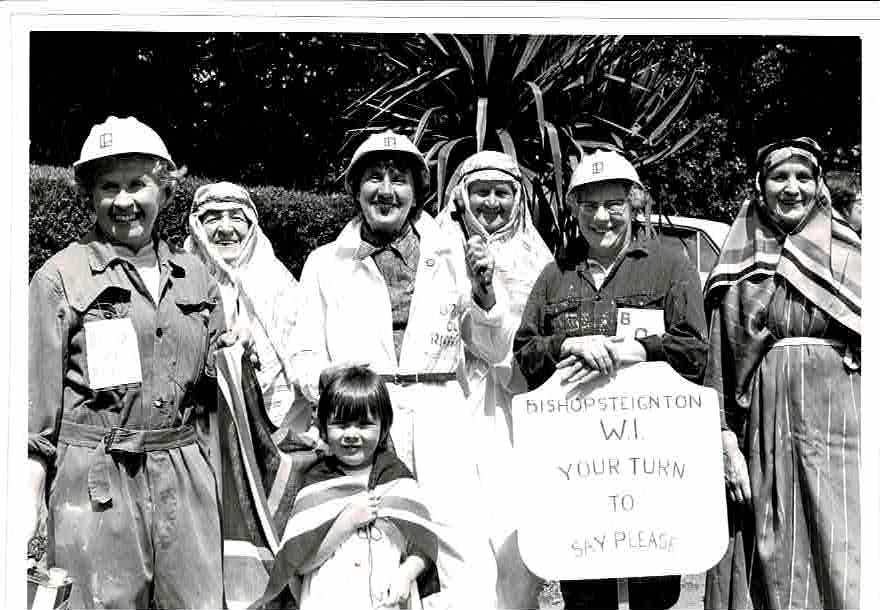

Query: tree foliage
[30,32,861,233]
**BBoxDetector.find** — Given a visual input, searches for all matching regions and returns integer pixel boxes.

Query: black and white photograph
[2,3,876,609]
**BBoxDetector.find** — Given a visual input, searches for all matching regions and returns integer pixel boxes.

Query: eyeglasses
[573,199,629,217]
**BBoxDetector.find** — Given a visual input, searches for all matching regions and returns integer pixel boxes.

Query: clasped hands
[557,334,646,385]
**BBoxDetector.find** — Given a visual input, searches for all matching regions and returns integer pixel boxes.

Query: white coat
[292,211,517,608]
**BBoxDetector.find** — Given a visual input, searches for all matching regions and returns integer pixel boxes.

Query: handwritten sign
[511,362,727,580]
[84,318,142,390]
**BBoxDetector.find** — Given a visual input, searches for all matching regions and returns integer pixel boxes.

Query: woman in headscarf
[185,182,308,433]
[437,150,553,608]
[703,137,861,609]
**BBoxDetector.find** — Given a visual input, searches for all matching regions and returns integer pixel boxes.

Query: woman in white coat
[293,131,516,607]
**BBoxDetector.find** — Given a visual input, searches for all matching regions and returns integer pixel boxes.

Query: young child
[257,366,449,609]
[27,116,228,608]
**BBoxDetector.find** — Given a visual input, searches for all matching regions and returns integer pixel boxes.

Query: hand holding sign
[559,335,624,378]
[512,362,727,581]
[558,335,649,384]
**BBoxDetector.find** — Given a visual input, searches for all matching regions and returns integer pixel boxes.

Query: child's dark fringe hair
[317,365,393,450]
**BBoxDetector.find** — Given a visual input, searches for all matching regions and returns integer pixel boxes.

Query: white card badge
[615,308,665,340]
[84,318,143,390]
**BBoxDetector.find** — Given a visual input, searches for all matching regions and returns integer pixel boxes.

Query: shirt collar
[353,220,419,267]
[83,228,183,275]
[579,235,653,285]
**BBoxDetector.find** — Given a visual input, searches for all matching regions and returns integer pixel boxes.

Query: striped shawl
[254,449,456,607]
[705,198,860,337]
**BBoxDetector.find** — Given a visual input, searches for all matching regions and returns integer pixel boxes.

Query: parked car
[636,214,731,289]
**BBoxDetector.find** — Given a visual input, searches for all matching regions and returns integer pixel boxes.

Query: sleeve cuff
[636,334,665,362]
[549,333,567,361]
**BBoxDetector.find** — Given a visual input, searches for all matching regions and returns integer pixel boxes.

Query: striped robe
[703,199,861,609]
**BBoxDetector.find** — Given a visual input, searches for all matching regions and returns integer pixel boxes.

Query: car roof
[640,213,731,250]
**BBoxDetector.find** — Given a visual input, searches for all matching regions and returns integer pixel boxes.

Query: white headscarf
[184,182,301,424]
[437,150,554,318]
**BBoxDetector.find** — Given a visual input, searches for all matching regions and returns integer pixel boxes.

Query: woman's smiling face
[571,180,632,260]
[90,156,166,251]
[467,179,516,234]
[763,158,817,231]
[357,159,415,239]
[200,206,252,264]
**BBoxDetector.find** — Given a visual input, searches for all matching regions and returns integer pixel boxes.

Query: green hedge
[29,164,357,280]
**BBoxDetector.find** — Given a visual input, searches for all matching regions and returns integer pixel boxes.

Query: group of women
[27,115,860,610]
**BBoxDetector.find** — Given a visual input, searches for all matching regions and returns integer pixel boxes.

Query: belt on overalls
[378,372,457,386]
[58,421,198,506]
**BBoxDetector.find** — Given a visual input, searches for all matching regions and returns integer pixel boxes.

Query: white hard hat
[344,130,429,196]
[567,149,642,196]
[74,116,175,170]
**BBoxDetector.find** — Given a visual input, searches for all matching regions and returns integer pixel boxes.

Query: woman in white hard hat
[184,182,310,434]
[289,130,515,607]
[437,150,553,609]
[514,148,708,610]
[27,116,229,608]
[703,138,860,609]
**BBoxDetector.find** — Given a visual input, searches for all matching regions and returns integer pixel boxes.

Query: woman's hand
[559,335,624,378]
[721,430,751,505]
[216,321,260,369]
[465,236,496,310]
[27,457,47,545]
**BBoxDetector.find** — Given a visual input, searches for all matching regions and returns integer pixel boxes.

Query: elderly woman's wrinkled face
[571,180,632,259]
[200,207,252,263]
[358,160,415,238]
[467,180,516,234]
[763,159,817,231]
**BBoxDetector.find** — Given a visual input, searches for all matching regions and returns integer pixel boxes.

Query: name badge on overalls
[84,318,143,389]
[615,308,665,340]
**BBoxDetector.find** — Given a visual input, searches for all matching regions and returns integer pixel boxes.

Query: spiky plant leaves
[344,33,702,252]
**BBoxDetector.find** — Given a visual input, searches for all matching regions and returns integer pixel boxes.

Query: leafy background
[30,32,860,237]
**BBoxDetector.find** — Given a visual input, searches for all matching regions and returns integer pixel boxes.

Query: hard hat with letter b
[567,149,642,196]
[344,130,429,197]
[74,116,175,170]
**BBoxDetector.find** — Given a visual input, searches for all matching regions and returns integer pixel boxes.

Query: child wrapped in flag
[254,365,461,609]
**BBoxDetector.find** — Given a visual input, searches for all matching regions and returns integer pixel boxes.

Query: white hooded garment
[437,151,555,609]
[184,182,307,431]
